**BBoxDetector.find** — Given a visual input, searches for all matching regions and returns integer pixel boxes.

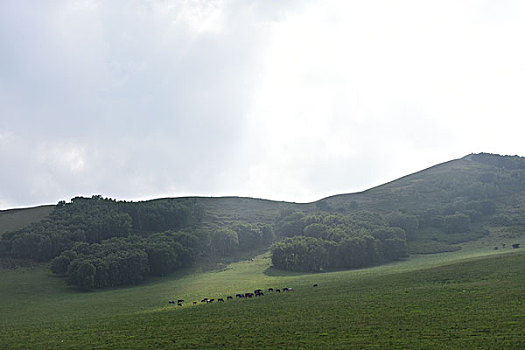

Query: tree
[66,259,96,290]
[212,228,239,256]
[387,212,419,240]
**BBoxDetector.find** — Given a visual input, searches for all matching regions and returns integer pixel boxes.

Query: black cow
[512,243,520,248]
[313,283,318,287]
[201,298,208,303]
[227,296,233,300]
[245,293,254,298]
[268,288,274,292]
[193,301,197,305]
[177,303,183,307]
[218,298,224,302]
[177,299,184,303]
[255,291,264,296]
[169,300,175,304]
[276,289,280,293]
[254,289,262,294]
[283,287,294,292]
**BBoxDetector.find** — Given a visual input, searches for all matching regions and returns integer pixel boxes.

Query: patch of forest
[0,196,274,289]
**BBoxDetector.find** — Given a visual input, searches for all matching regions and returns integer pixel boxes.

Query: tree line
[0,195,204,262]
[271,211,408,272]
[50,231,197,289]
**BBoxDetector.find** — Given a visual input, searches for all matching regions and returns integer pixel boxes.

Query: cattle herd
[168,284,319,307]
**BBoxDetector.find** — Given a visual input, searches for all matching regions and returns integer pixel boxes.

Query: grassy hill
[1,249,523,348]
[0,153,524,348]
[1,153,524,261]
[0,205,53,236]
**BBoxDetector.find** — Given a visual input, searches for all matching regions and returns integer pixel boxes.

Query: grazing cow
[169,300,175,304]
[313,283,318,287]
[254,289,262,294]
[236,294,243,298]
[255,291,264,296]
[218,298,224,302]
[268,288,274,292]
[177,299,184,303]
[283,288,289,292]
[494,247,499,250]
[283,287,294,292]
[206,299,213,303]
[512,243,520,248]
[276,289,280,293]
[201,298,208,303]
[177,303,183,307]
[193,301,197,305]
[227,296,233,300]
[245,293,254,298]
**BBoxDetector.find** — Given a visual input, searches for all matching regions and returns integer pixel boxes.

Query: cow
[236,294,243,298]
[276,289,280,293]
[245,293,254,298]
[193,301,197,305]
[268,288,274,292]
[168,300,175,304]
[201,298,208,303]
[313,283,318,287]
[254,289,262,294]
[177,303,183,307]
[283,287,294,292]
[255,291,264,296]
[512,243,520,248]
[177,299,184,303]
[227,296,233,300]
[218,298,224,302]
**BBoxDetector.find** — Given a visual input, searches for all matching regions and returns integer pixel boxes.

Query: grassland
[0,205,53,236]
[1,247,523,349]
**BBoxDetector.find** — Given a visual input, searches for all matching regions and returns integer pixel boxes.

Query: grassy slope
[321,157,493,212]
[0,205,53,236]
[1,248,523,349]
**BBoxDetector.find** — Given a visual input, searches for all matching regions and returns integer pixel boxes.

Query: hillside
[1,153,524,348]
[1,153,524,278]
[1,249,523,348]
[0,205,54,236]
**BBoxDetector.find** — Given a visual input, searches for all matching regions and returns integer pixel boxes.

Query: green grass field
[1,247,523,349]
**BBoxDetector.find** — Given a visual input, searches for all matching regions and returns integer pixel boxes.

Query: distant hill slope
[1,153,523,258]
[0,205,53,236]
[320,154,525,213]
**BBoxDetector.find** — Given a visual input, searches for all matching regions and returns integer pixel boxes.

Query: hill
[0,205,53,236]
[0,152,524,348]
[1,153,523,278]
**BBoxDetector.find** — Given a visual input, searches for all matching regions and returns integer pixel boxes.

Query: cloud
[1,0,525,209]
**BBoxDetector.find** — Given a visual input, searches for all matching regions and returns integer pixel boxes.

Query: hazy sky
[1,0,524,209]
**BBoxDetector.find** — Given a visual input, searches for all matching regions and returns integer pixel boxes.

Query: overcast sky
[1,0,524,209]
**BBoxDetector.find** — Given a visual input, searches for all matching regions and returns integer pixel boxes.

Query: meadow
[1,247,523,349]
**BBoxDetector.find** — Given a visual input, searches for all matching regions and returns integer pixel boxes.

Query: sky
[1,0,525,210]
